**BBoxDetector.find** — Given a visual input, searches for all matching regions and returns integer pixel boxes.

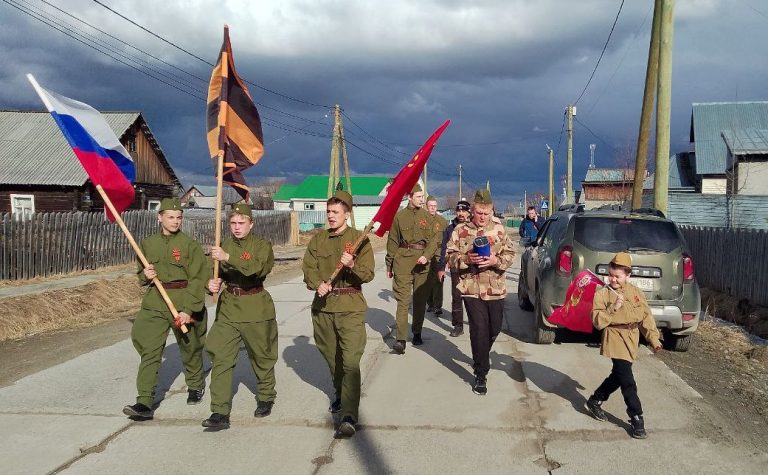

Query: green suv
[517,205,700,351]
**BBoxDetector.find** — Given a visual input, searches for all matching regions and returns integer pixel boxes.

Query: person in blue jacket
[519,206,545,243]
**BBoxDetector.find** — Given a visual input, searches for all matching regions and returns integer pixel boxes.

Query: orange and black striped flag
[207,25,264,201]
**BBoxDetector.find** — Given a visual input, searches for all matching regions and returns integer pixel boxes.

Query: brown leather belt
[225,285,264,296]
[328,286,362,295]
[161,280,188,289]
[399,243,426,250]
[610,322,639,330]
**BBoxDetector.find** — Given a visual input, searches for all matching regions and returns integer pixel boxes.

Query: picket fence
[0,209,291,280]
[680,225,768,306]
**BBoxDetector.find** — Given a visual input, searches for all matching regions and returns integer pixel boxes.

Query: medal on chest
[171,248,181,262]
[240,250,252,261]
[419,218,428,229]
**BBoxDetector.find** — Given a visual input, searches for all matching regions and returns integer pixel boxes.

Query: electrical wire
[573,116,618,152]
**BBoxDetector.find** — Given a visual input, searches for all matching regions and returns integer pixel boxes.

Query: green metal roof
[284,175,390,200]
[272,184,299,201]
[690,102,768,175]
[721,128,768,155]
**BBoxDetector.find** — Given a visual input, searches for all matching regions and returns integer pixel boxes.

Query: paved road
[1,251,765,474]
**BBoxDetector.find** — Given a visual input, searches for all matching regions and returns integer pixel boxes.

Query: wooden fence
[0,209,291,280]
[680,226,768,306]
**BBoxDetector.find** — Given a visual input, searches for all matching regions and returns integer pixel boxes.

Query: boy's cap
[611,252,632,268]
[333,189,353,209]
[410,183,422,194]
[455,200,471,211]
[159,198,182,212]
[473,189,493,205]
[231,203,253,218]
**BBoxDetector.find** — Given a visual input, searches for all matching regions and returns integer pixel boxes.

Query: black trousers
[592,358,643,417]
[464,298,504,377]
[450,272,465,327]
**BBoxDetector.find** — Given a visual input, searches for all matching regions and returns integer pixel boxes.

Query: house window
[304,203,315,210]
[10,194,34,219]
[148,200,161,212]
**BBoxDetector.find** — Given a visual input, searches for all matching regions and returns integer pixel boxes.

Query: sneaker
[412,333,424,346]
[254,400,274,418]
[187,388,205,405]
[472,375,487,395]
[629,415,647,439]
[586,397,608,422]
[449,326,464,337]
[336,416,357,438]
[393,340,406,354]
[202,412,230,430]
[329,398,342,414]
[122,403,153,419]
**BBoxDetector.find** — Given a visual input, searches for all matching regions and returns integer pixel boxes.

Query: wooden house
[0,110,181,217]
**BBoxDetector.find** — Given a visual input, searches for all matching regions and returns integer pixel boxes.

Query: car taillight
[682,253,694,283]
[557,245,573,276]
[682,313,697,322]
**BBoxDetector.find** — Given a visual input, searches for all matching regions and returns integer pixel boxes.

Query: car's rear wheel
[518,272,534,311]
[663,331,692,352]
[533,286,556,344]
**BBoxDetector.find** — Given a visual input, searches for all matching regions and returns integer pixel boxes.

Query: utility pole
[632,0,662,210]
[328,104,355,227]
[458,164,463,199]
[546,144,554,218]
[566,105,575,204]
[653,0,674,214]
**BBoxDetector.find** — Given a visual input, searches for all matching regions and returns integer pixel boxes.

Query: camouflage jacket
[446,220,515,300]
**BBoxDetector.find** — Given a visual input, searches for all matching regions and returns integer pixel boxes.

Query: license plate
[602,276,655,291]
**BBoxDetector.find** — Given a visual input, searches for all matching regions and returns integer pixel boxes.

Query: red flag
[372,120,451,237]
[547,270,605,333]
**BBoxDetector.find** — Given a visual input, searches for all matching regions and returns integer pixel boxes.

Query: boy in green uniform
[425,195,448,316]
[586,252,662,439]
[302,190,375,438]
[386,184,440,354]
[123,198,209,420]
[202,204,278,430]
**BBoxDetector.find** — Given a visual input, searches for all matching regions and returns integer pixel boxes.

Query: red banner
[547,270,605,333]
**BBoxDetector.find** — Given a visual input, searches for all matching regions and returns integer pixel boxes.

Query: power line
[573,0,626,105]
[573,116,617,152]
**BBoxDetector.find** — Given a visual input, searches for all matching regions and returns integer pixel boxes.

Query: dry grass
[700,287,768,339]
[0,264,134,288]
[0,275,143,341]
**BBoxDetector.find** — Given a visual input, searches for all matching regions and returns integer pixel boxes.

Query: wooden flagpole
[213,152,224,283]
[325,221,375,286]
[212,26,230,292]
[95,185,189,333]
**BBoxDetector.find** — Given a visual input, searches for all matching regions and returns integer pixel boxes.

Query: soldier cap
[473,189,493,205]
[426,195,438,203]
[333,189,353,210]
[611,252,632,268]
[159,198,182,212]
[231,203,253,218]
[410,183,422,194]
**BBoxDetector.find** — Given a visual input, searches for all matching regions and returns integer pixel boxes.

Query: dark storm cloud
[1,0,766,210]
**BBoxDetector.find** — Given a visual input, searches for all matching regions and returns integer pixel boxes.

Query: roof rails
[593,204,625,211]
[557,204,585,212]
[630,207,666,218]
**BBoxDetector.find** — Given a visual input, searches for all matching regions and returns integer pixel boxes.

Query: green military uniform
[302,191,375,422]
[132,198,209,408]
[385,185,441,342]
[206,205,278,416]
[425,200,448,312]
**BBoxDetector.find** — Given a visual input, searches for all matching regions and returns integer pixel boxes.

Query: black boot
[630,415,647,439]
[472,375,487,395]
[586,397,608,422]
[449,326,464,337]
[335,416,357,438]
[393,340,406,354]
[254,400,274,418]
[122,403,153,420]
[187,388,205,405]
[412,333,424,346]
[329,398,342,414]
[202,413,230,430]
[434,308,443,316]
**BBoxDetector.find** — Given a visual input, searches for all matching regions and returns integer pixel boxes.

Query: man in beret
[447,190,515,395]
[438,199,471,337]
[202,203,278,430]
[385,184,441,354]
[425,196,448,316]
[123,198,209,420]
[302,189,375,438]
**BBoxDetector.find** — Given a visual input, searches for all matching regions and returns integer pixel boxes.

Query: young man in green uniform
[302,190,375,438]
[386,184,441,354]
[123,198,209,420]
[425,195,448,316]
[202,204,278,430]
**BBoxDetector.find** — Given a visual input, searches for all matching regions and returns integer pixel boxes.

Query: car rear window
[573,216,682,252]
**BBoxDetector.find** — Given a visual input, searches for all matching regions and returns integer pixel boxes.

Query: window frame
[10,193,35,218]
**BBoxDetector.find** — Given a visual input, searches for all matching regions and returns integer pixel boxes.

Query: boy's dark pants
[592,358,642,417]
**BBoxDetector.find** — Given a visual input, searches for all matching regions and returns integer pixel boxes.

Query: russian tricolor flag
[27,74,135,221]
